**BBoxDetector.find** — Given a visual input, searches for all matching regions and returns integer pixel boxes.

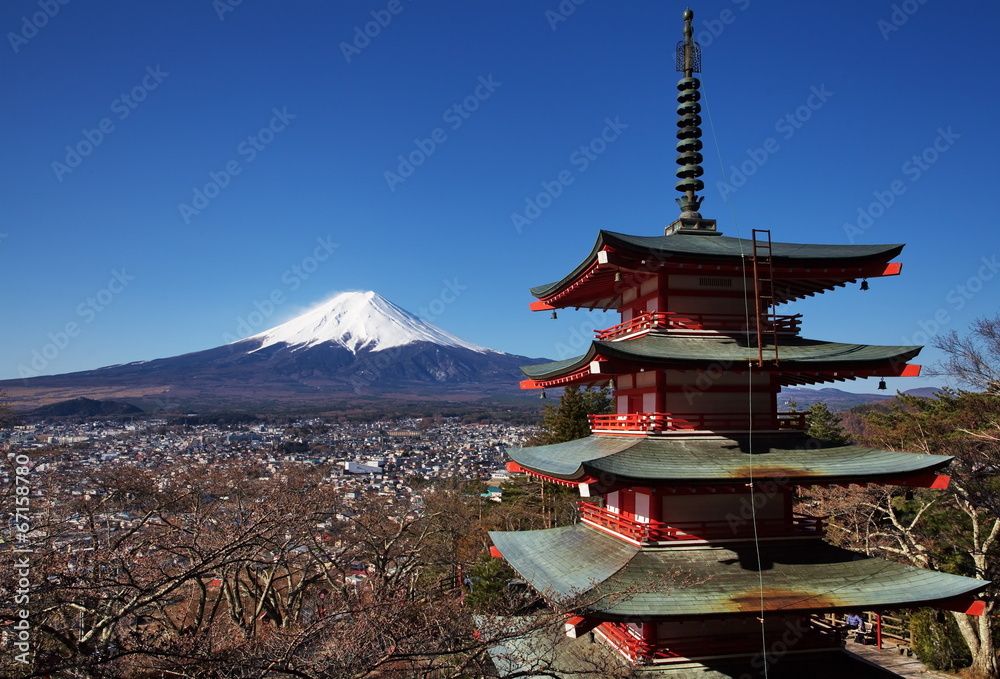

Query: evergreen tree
[463,556,518,613]
[805,401,850,445]
[530,385,613,445]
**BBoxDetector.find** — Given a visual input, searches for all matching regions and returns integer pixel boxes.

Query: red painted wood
[936,597,987,616]
[588,411,806,434]
[578,502,826,543]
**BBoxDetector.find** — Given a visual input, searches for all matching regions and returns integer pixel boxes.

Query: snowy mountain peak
[245,291,498,355]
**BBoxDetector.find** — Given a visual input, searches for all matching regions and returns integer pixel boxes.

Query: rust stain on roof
[727,587,845,613]
[728,464,813,480]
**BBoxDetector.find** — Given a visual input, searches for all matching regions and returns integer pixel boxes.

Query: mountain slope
[1,292,543,410]
[249,291,495,354]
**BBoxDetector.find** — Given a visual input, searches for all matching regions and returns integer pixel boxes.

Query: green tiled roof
[490,524,987,619]
[521,335,921,380]
[530,230,904,299]
[507,435,952,483]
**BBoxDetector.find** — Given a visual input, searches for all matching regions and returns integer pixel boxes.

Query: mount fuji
[2,292,547,410]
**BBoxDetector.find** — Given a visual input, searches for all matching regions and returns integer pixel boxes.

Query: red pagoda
[487,9,987,676]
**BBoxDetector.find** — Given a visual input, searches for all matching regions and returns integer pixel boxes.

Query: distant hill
[778,386,944,412]
[29,397,144,419]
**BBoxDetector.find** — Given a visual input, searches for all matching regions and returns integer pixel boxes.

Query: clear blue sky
[2,0,998,394]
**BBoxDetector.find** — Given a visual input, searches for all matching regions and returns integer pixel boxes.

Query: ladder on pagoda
[750,229,779,366]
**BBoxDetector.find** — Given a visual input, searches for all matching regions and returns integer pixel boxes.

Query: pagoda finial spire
[675,8,705,219]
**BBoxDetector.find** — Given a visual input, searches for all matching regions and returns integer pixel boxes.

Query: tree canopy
[529,385,613,446]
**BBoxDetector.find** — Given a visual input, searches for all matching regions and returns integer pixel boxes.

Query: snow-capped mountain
[2,292,544,410]
[247,291,495,355]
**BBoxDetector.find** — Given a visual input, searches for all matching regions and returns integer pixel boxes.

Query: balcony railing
[578,502,826,544]
[597,620,841,664]
[594,311,802,341]
[588,411,807,435]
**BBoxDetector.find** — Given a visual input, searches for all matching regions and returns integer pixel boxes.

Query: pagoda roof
[506,435,952,486]
[489,523,987,620]
[520,335,921,388]
[530,230,904,309]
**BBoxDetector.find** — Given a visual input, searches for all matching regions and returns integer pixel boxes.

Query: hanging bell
[550,311,558,319]
[608,378,616,391]
[614,272,623,282]
[877,379,887,391]
[860,279,870,291]
[540,390,547,399]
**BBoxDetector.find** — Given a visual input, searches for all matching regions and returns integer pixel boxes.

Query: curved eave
[490,524,987,620]
[520,336,922,388]
[506,436,953,485]
[530,230,905,309]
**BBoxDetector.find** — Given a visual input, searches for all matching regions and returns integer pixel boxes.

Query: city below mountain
[1,291,548,411]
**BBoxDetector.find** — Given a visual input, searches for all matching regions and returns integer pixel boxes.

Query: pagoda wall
[615,372,662,414]
[621,276,662,319]
[602,489,792,534]
[615,371,777,420]
[661,491,787,527]
[664,371,775,418]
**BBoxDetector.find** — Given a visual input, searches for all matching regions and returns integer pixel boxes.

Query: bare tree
[802,390,1000,678]
[931,313,1000,393]
[1,458,642,678]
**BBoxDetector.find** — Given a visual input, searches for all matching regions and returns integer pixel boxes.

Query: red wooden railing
[597,620,841,663]
[588,411,807,434]
[578,502,826,543]
[594,311,802,340]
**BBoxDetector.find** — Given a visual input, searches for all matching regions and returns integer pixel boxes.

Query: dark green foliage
[805,401,850,445]
[463,556,518,613]
[910,608,972,670]
[530,386,614,445]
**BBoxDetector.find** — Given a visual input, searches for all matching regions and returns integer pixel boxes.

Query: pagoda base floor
[595,619,842,666]
[481,615,912,678]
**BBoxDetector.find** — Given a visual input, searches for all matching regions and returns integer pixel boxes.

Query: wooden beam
[936,597,987,616]
[895,473,951,490]
[565,616,600,638]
